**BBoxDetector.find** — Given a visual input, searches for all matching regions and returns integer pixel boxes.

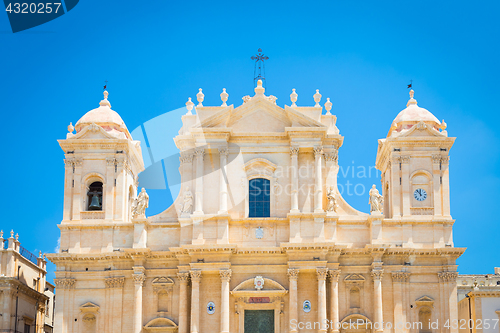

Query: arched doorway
[339,314,373,333]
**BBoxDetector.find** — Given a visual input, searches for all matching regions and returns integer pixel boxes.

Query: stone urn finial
[10,230,14,238]
[15,233,19,241]
[290,88,298,107]
[67,122,74,133]
[0,230,3,239]
[220,88,228,106]
[197,88,204,107]
[185,97,194,115]
[313,89,322,107]
[324,98,332,115]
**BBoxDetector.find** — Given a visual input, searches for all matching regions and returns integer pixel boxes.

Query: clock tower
[376,90,455,220]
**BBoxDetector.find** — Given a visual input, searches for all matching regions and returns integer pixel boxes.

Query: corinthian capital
[194,148,205,158]
[180,153,194,164]
[287,268,299,281]
[328,269,341,281]
[313,146,324,157]
[438,272,458,283]
[316,267,328,281]
[324,150,338,163]
[391,272,411,283]
[400,155,410,164]
[132,273,146,286]
[218,148,228,156]
[219,269,232,281]
[190,270,202,282]
[371,269,384,281]
[177,272,190,283]
[290,147,300,156]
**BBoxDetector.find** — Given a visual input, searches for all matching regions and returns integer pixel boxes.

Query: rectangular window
[24,324,30,333]
[249,178,270,218]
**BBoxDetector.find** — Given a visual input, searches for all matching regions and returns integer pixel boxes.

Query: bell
[88,195,101,210]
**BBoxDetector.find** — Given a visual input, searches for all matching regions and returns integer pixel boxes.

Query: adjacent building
[47,81,466,333]
[457,268,500,333]
[0,231,55,333]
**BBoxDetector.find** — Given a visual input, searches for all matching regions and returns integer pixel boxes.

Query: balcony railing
[81,211,105,219]
[19,245,38,265]
[410,207,434,215]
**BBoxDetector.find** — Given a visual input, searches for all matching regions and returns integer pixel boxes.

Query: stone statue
[181,186,193,214]
[369,184,384,213]
[326,187,337,212]
[132,188,149,218]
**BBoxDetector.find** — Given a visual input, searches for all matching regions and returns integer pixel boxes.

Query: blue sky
[1,0,498,282]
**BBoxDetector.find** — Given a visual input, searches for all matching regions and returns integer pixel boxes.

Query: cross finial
[251,49,269,88]
[104,80,108,90]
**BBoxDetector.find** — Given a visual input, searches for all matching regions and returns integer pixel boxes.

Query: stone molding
[287,268,299,281]
[391,272,411,283]
[316,268,328,281]
[328,269,341,281]
[219,269,232,281]
[132,273,146,286]
[371,269,384,281]
[105,277,125,289]
[54,278,76,289]
[438,272,458,282]
[190,270,202,282]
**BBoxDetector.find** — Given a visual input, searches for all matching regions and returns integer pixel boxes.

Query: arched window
[249,178,270,218]
[419,307,432,333]
[350,287,360,308]
[87,182,103,211]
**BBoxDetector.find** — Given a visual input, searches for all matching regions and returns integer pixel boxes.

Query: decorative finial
[39,251,42,258]
[196,88,204,107]
[99,90,111,108]
[324,98,332,115]
[406,89,417,107]
[67,122,74,133]
[251,49,269,88]
[313,89,322,107]
[254,79,265,96]
[290,88,298,107]
[15,233,19,241]
[185,97,194,115]
[220,88,228,106]
[10,230,14,238]
[440,119,447,130]
[0,230,3,238]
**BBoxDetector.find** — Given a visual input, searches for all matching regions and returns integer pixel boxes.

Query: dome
[75,91,132,139]
[391,90,442,134]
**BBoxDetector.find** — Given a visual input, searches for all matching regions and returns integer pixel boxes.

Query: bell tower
[376,90,455,219]
[59,91,144,226]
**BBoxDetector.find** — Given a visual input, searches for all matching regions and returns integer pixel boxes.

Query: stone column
[392,272,408,333]
[391,156,401,217]
[431,155,442,216]
[220,269,232,333]
[401,156,411,217]
[62,159,74,221]
[329,269,341,333]
[190,270,202,333]
[317,268,328,333]
[288,269,299,333]
[441,157,451,216]
[290,147,300,212]
[132,272,146,333]
[2,288,13,330]
[371,269,384,333]
[218,148,229,214]
[194,148,205,214]
[177,272,190,333]
[314,147,324,213]
[71,158,82,220]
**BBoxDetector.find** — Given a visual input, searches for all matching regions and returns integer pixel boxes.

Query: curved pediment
[243,158,277,178]
[232,277,286,292]
[144,317,178,332]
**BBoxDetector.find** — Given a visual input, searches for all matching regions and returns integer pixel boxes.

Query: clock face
[414,188,427,201]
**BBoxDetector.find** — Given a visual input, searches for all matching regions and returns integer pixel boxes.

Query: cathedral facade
[47,81,464,333]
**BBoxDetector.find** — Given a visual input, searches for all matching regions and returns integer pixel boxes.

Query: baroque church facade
[47,81,465,333]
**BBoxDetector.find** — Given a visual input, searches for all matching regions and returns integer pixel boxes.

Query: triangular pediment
[416,295,434,302]
[152,277,174,285]
[79,302,100,313]
[194,96,326,133]
[344,274,365,282]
